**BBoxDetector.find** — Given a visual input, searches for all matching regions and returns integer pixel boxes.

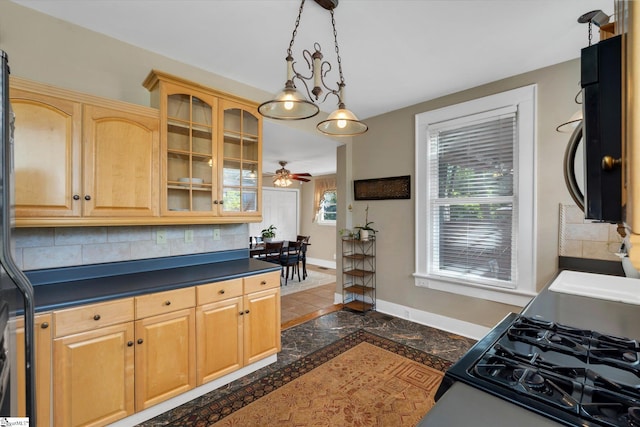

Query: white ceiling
[12,0,613,176]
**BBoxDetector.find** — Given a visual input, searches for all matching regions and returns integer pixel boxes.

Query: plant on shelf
[261,225,277,242]
[354,205,378,241]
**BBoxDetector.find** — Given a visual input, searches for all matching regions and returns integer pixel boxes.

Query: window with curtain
[314,177,337,224]
[319,190,337,223]
[415,85,537,306]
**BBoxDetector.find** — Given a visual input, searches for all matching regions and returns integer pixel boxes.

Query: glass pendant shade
[258,84,320,120]
[316,106,368,136]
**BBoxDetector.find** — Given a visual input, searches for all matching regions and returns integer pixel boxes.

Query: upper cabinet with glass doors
[143,71,262,222]
[220,100,261,216]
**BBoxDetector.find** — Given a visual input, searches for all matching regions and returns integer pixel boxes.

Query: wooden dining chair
[279,240,302,285]
[260,241,283,264]
[296,235,310,280]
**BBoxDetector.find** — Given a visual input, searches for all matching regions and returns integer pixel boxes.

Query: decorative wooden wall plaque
[354,175,411,200]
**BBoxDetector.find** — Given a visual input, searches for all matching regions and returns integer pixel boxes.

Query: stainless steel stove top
[427,271,640,427]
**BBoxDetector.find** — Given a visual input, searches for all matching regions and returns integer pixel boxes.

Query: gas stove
[436,313,640,427]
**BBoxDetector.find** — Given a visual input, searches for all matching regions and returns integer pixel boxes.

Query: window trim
[414,85,538,307]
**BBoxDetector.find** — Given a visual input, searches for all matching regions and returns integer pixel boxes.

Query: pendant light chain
[288,0,306,57]
[258,0,368,135]
[330,9,345,87]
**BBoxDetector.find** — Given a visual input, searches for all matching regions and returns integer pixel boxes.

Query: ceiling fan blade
[292,176,311,182]
[293,172,312,176]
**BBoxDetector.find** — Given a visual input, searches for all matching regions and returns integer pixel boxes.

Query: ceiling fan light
[316,106,368,136]
[258,85,320,120]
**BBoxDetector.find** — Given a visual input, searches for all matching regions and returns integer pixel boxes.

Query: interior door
[250,188,299,242]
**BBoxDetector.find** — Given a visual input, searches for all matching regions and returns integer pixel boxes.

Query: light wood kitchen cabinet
[195,272,280,385]
[11,86,82,219]
[46,271,277,426]
[81,104,159,217]
[134,287,196,411]
[16,313,52,427]
[219,99,262,217]
[243,286,281,365]
[196,278,244,385]
[52,299,135,427]
[143,70,262,223]
[10,77,160,226]
[242,272,281,364]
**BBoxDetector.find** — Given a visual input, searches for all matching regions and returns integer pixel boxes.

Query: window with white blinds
[415,86,537,306]
[428,108,517,288]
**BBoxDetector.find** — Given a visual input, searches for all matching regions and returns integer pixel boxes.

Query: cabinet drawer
[54,298,134,338]
[244,272,280,294]
[135,287,195,319]
[197,278,242,305]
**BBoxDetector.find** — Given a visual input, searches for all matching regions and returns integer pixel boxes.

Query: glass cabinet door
[165,91,217,213]
[220,101,260,214]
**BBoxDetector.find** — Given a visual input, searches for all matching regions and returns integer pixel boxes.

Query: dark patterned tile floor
[136,309,477,426]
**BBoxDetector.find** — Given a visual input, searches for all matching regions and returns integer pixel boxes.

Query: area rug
[279,268,335,296]
[174,330,452,426]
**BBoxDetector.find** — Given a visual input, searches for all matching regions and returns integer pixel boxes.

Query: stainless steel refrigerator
[0,49,37,423]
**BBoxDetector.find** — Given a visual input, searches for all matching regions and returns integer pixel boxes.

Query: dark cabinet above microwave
[580,34,622,222]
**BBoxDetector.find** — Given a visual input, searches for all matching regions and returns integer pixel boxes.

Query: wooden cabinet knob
[137,339,144,344]
[84,195,91,201]
[260,280,267,285]
[41,322,49,329]
[127,341,134,347]
[244,310,250,315]
[164,300,171,306]
[213,200,218,204]
[93,314,101,321]
[219,289,225,294]
[73,194,80,201]
[239,311,244,316]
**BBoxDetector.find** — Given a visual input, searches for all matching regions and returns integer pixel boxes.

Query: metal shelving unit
[342,237,376,313]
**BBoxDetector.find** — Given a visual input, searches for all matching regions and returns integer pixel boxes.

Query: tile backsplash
[558,204,623,261]
[13,224,249,271]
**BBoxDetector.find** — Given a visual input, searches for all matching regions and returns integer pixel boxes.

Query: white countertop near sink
[549,270,640,305]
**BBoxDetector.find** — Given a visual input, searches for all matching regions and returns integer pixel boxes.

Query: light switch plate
[213,228,221,240]
[185,229,194,243]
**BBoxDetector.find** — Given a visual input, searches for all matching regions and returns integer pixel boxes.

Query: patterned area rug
[174,330,452,426]
[279,268,335,296]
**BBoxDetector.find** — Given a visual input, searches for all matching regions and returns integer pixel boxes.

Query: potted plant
[261,225,277,242]
[354,205,378,241]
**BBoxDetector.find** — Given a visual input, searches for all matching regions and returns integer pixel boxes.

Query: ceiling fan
[272,161,311,187]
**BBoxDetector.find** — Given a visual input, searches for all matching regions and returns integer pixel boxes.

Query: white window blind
[428,107,518,289]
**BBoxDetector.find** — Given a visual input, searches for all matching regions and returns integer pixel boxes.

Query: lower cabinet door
[196,296,243,385]
[134,308,196,411]
[243,287,281,365]
[17,313,52,427]
[53,322,135,427]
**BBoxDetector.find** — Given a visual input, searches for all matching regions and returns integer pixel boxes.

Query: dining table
[249,240,311,279]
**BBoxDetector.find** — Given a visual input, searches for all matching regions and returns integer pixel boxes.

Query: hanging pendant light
[258,0,367,136]
[258,59,319,120]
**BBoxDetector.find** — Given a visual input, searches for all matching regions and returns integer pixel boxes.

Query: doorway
[249,187,300,241]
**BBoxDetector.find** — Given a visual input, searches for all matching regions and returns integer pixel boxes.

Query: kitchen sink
[549,270,640,304]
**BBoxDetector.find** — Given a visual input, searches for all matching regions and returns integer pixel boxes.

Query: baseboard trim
[109,355,277,427]
[375,299,490,340]
[307,257,336,270]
